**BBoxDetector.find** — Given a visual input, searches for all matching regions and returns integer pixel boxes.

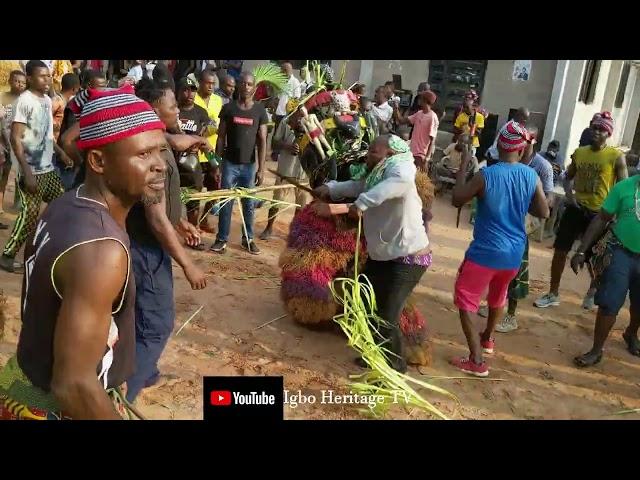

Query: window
[427,60,488,133]
[578,60,601,104]
[615,61,631,109]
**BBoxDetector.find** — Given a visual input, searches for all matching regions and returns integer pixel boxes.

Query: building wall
[541,60,640,163]
[480,60,557,128]
[566,60,615,157]
[371,60,429,93]
[622,68,640,148]
[602,60,623,113]
[330,60,361,89]
[543,60,586,162]
[326,60,431,99]
[609,61,637,148]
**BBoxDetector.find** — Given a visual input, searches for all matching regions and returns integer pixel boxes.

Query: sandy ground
[1,164,639,420]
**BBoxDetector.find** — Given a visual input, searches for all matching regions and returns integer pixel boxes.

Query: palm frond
[252,63,291,96]
[338,61,347,88]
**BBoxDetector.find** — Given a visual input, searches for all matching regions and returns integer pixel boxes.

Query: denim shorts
[594,244,640,316]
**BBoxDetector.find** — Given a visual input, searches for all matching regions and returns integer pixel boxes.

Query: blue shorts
[594,244,640,316]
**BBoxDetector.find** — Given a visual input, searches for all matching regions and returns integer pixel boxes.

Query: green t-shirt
[602,176,640,253]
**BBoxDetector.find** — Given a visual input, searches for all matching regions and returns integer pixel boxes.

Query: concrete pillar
[359,60,374,92]
[622,67,640,148]
[542,60,570,149]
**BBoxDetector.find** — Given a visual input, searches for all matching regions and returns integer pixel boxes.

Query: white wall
[370,60,429,94]
[242,60,266,74]
[543,60,585,162]
[330,60,361,89]
[541,60,640,161]
[566,60,614,156]
[610,62,637,147]
[481,60,557,127]
[622,68,640,148]
[602,60,623,113]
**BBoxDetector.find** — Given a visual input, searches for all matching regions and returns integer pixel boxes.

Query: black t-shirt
[220,101,268,164]
[178,104,210,136]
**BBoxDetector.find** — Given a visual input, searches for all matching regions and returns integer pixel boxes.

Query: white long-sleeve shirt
[276,75,302,116]
[326,160,428,261]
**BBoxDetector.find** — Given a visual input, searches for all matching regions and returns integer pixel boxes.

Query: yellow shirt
[52,60,73,93]
[0,60,22,93]
[194,93,223,163]
[454,111,485,147]
[572,145,621,212]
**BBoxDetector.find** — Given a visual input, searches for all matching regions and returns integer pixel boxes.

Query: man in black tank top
[0,85,167,420]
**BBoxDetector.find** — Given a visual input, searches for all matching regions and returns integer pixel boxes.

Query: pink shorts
[454,259,519,312]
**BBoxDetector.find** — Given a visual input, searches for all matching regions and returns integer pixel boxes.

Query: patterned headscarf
[464,89,479,101]
[350,135,412,190]
[497,120,531,153]
[591,111,614,136]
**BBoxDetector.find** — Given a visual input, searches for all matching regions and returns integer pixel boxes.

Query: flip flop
[574,351,603,368]
[622,331,640,357]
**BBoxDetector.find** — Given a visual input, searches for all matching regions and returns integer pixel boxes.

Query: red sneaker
[450,356,489,377]
[480,336,495,354]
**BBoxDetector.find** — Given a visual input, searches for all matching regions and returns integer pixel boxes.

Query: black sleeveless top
[17,187,136,392]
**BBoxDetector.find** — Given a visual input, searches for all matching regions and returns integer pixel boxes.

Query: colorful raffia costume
[277,68,434,365]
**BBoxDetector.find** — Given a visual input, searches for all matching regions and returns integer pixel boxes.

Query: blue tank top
[466,162,537,270]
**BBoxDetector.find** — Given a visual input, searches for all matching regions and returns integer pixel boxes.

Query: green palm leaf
[252,63,291,96]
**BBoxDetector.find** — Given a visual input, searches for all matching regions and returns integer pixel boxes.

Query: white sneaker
[534,293,560,308]
[495,314,518,333]
[582,293,596,310]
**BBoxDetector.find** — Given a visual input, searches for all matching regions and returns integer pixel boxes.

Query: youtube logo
[203,376,283,421]
[211,390,232,406]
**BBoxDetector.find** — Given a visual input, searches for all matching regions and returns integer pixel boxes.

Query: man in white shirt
[275,62,301,124]
[126,60,156,84]
[273,62,302,161]
[371,86,393,134]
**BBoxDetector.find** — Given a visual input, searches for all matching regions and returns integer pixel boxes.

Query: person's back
[467,162,537,270]
[18,189,135,399]
[527,152,554,194]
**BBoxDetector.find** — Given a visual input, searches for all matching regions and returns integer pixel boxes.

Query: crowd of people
[0,58,638,419]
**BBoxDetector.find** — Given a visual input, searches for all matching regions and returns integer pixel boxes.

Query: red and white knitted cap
[76,85,165,150]
[497,120,531,153]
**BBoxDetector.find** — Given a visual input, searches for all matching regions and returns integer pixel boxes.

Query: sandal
[622,331,640,357]
[574,351,603,368]
[187,243,206,251]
